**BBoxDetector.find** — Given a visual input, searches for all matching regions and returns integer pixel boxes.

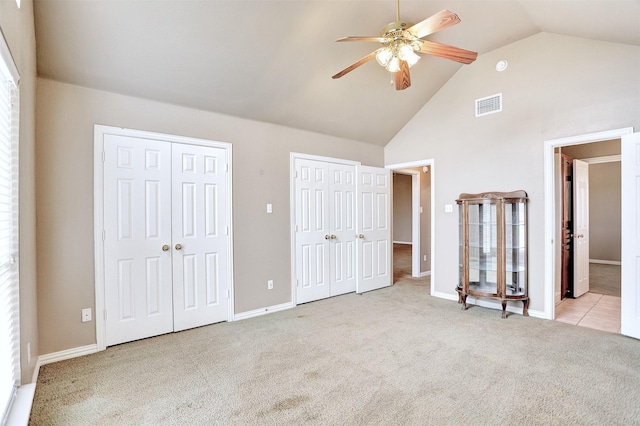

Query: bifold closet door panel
[295,159,331,304]
[171,143,230,331]
[328,163,357,296]
[103,135,174,346]
[356,166,392,294]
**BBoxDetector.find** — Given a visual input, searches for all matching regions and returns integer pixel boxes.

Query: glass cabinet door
[467,201,498,294]
[505,201,526,296]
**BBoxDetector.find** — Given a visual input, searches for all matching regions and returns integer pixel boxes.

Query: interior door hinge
[227,290,230,299]
[225,226,229,235]
[102,230,106,241]
[296,279,299,287]
[102,151,105,162]
[225,163,229,172]
[104,309,107,321]
[294,170,298,178]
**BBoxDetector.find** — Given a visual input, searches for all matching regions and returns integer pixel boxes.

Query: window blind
[0,28,20,424]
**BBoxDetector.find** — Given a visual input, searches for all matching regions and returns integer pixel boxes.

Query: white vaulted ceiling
[33,0,640,146]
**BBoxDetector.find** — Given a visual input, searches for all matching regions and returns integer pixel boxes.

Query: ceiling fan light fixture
[376,41,420,73]
[386,56,401,72]
[376,48,393,67]
[398,44,420,66]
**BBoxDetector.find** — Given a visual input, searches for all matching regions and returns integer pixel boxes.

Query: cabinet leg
[523,299,529,317]
[461,294,468,310]
[501,301,507,319]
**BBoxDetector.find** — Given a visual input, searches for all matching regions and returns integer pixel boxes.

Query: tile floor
[555,292,621,333]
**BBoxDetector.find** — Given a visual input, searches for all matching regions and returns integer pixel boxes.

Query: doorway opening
[554,142,621,332]
[387,160,434,294]
[544,129,629,334]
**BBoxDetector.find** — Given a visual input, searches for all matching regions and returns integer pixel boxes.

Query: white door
[104,133,230,346]
[621,132,640,339]
[329,163,357,296]
[573,159,589,297]
[357,166,392,293]
[104,135,174,346]
[172,143,229,331]
[295,159,331,303]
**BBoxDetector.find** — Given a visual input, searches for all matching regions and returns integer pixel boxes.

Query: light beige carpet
[30,269,640,424]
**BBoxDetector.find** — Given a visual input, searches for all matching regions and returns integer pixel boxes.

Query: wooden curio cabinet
[456,191,529,318]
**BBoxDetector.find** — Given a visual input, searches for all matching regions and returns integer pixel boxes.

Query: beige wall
[589,162,621,262]
[392,173,412,243]
[562,139,620,158]
[384,33,640,314]
[35,78,383,355]
[0,0,39,384]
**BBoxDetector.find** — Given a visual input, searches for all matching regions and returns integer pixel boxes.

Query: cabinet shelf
[456,191,529,318]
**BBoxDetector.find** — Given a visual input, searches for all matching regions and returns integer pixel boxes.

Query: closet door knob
[162,244,170,252]
[325,235,330,240]
[358,234,365,239]
[175,243,182,250]
[330,235,337,239]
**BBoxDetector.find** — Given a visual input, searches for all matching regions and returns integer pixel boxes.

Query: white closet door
[172,143,229,331]
[295,159,331,304]
[104,135,174,346]
[357,166,392,294]
[329,163,357,296]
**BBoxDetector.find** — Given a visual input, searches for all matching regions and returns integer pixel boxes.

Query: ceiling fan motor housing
[380,21,414,37]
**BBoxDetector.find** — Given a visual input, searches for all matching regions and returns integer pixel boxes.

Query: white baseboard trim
[6,383,36,426]
[464,297,535,317]
[233,302,294,321]
[419,271,431,277]
[589,259,621,266]
[433,290,545,318]
[33,344,99,384]
[433,291,458,302]
[392,241,412,245]
[527,308,547,319]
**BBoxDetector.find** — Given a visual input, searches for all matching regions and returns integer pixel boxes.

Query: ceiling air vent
[475,93,502,117]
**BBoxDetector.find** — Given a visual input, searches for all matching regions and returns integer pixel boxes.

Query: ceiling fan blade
[395,60,411,91]
[336,36,387,43]
[332,50,379,79]
[418,40,478,64]
[407,10,461,39]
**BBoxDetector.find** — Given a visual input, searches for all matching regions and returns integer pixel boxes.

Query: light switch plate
[266,203,273,214]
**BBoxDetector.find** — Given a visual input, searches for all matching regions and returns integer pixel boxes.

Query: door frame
[386,159,435,293]
[289,153,361,307]
[94,125,234,351]
[543,127,632,320]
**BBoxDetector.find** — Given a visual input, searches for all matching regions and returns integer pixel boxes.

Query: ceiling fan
[332,1,478,90]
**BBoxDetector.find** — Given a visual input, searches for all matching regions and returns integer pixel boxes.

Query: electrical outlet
[27,342,31,364]
[82,308,92,322]
[267,279,274,290]
[423,255,427,261]
[445,204,453,213]
[266,203,273,214]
